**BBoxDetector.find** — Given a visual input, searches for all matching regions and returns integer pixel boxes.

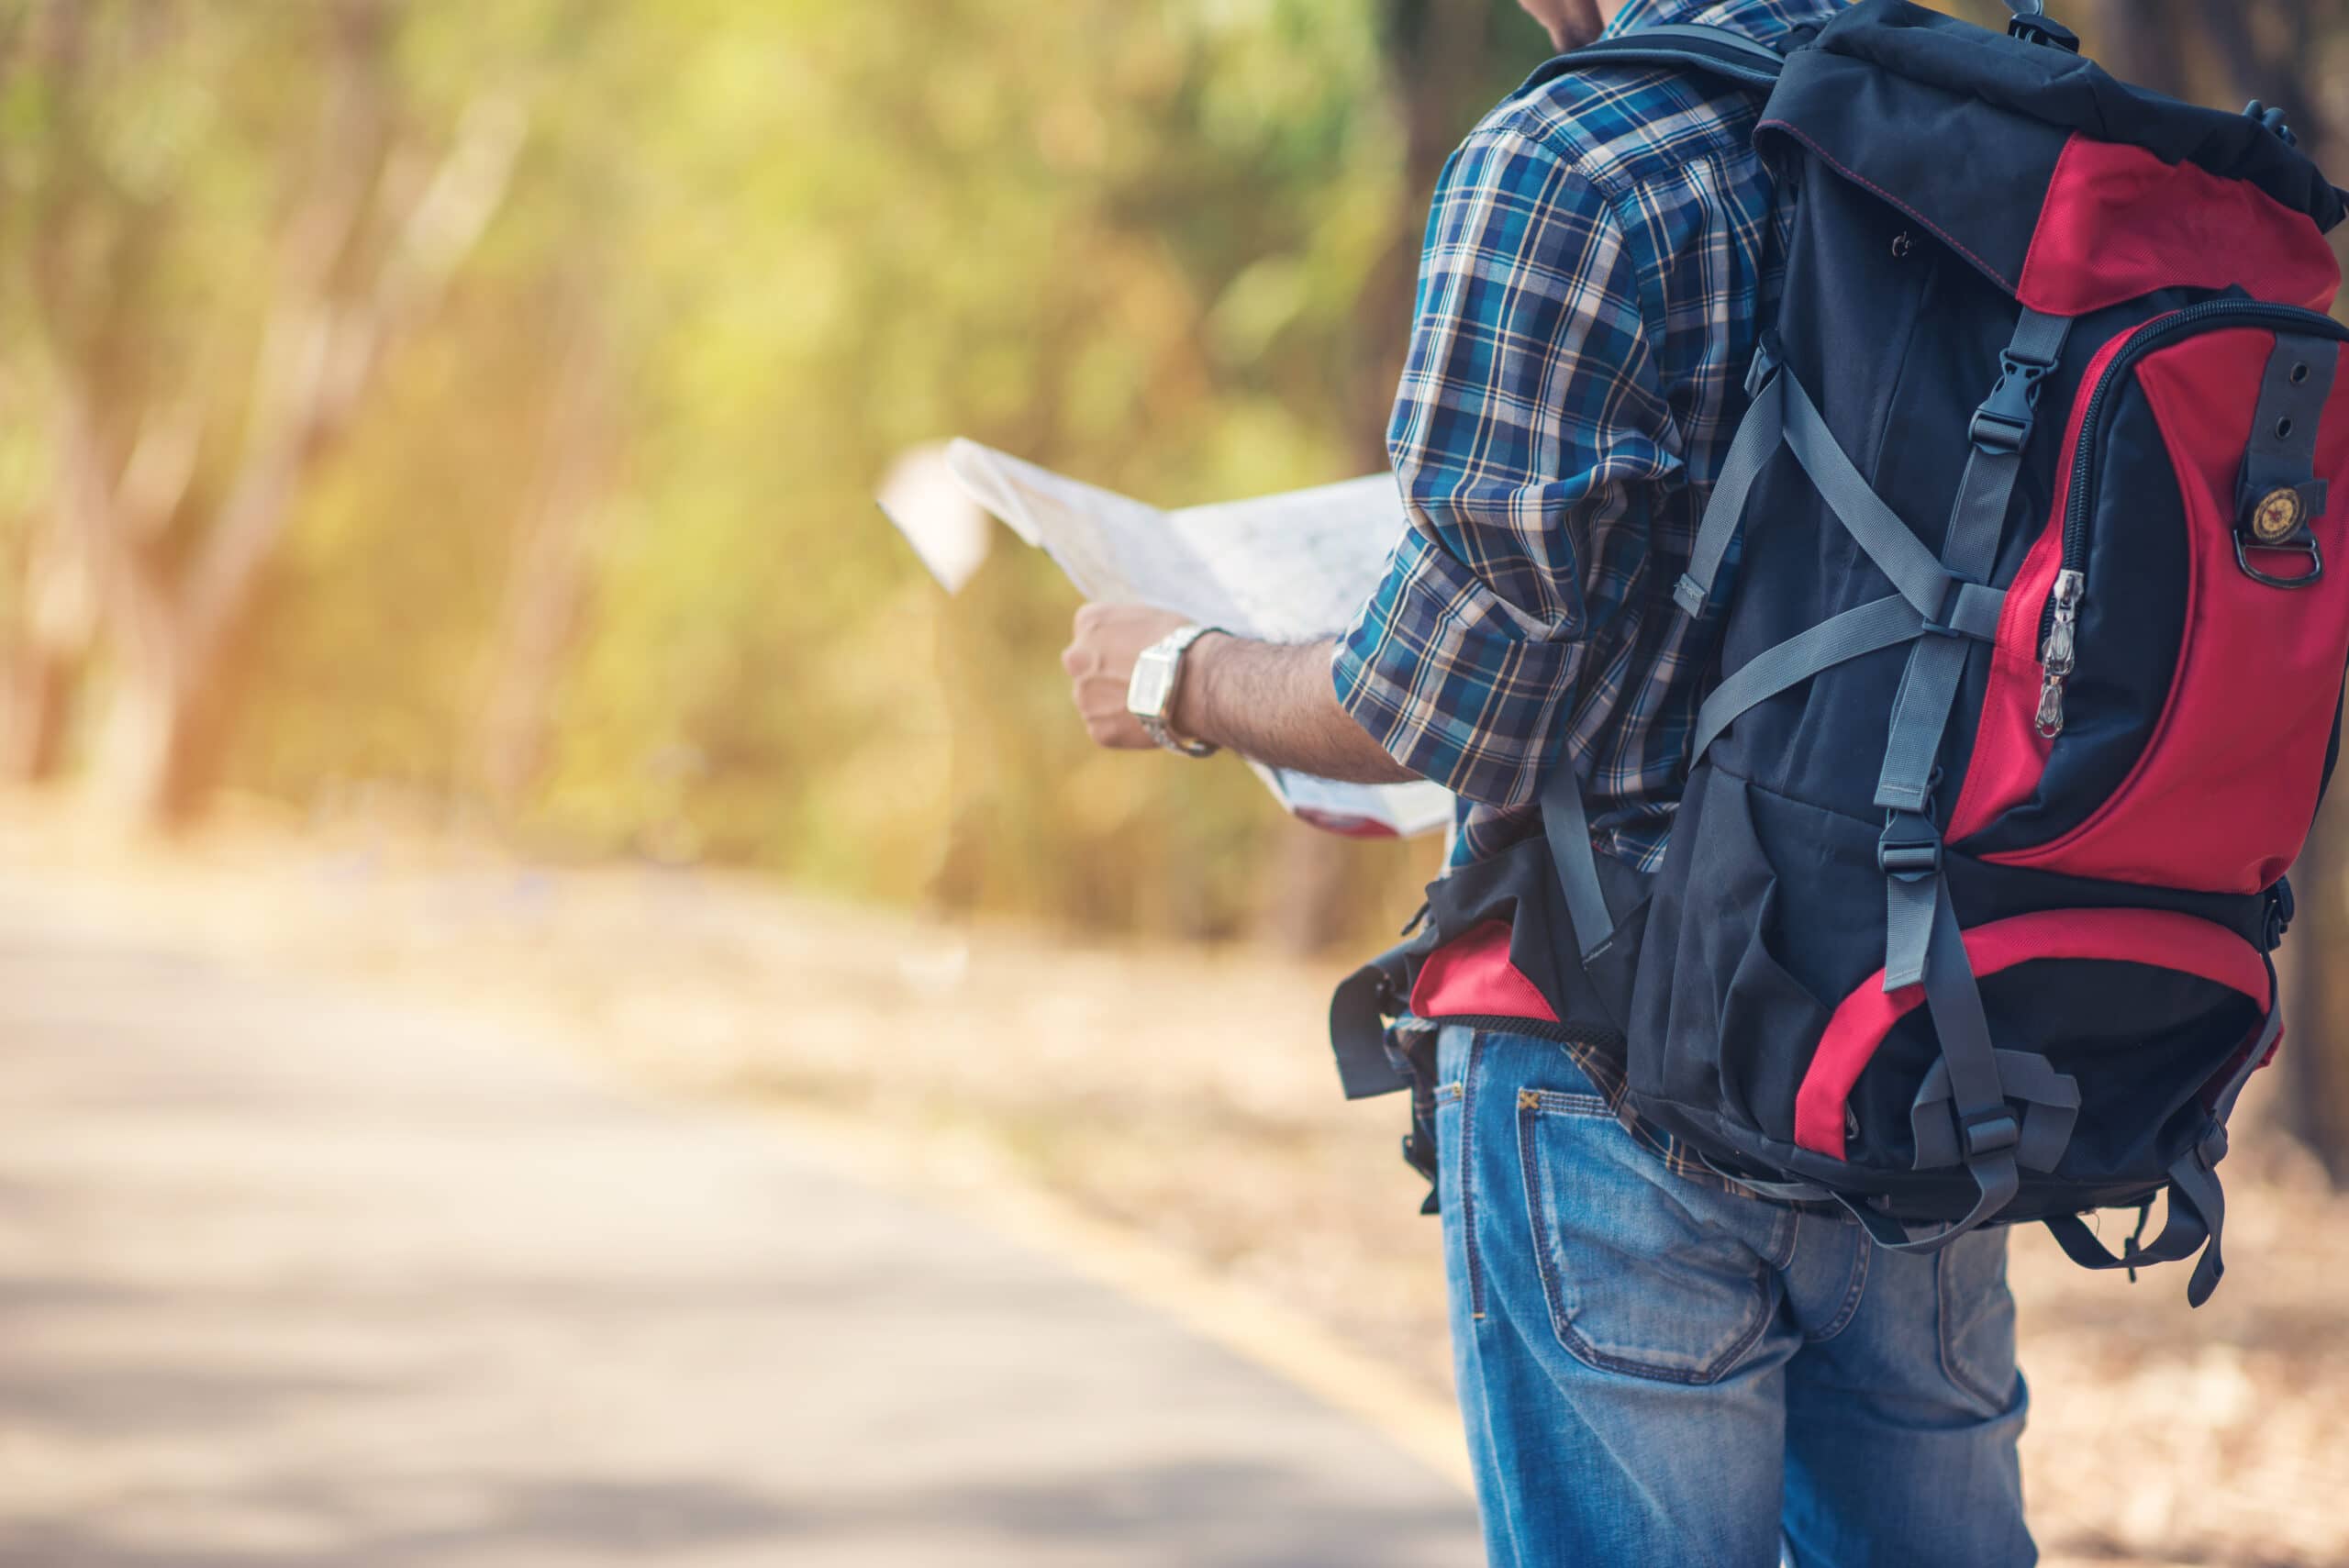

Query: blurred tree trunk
[0,643,72,783]
[0,518,95,783]
[28,2,526,826]
[1252,0,1498,954]
[2287,823,2349,1183]
[473,280,618,819]
[2091,0,2188,97]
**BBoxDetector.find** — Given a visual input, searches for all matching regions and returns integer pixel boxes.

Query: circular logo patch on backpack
[2253,486,2307,544]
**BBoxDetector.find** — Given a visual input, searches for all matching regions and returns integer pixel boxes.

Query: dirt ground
[15,800,2347,1568]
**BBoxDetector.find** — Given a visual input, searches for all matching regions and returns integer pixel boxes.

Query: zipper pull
[2036,570,2085,740]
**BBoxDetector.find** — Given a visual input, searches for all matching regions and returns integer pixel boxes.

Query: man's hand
[1060,604,1422,785]
[1060,603,1190,750]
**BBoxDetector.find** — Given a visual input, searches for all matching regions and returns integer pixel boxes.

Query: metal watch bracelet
[1128,623,1223,759]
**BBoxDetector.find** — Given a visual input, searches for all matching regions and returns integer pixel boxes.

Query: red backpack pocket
[1794,908,2270,1166]
[1949,312,2349,894]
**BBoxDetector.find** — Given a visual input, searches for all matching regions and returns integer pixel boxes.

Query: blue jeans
[1432,1026,2033,1567]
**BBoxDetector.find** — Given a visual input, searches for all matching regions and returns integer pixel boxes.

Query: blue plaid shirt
[1335,0,1844,871]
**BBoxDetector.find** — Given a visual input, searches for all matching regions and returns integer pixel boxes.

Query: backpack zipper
[2035,300,2349,738]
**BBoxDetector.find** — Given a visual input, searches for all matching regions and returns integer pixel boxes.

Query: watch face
[1127,651,1176,718]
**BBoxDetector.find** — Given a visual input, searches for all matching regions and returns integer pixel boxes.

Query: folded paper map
[878,439,1456,840]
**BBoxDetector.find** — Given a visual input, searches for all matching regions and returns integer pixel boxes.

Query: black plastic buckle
[2244,99,2299,149]
[2266,878,2297,950]
[1400,1129,1437,1184]
[1877,818,1943,880]
[2009,8,2080,52]
[1969,350,2056,454]
[1963,1109,2021,1159]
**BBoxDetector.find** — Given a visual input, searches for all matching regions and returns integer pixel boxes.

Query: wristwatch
[1126,623,1224,758]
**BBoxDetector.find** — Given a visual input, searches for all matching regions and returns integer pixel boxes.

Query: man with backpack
[1064,0,2347,1562]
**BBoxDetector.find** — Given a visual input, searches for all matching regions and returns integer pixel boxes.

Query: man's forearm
[1174,635,1421,784]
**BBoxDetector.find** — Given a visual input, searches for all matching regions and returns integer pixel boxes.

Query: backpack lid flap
[1761,0,2345,316]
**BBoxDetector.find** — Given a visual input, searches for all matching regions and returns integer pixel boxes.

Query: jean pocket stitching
[1803,1224,1871,1344]
[1523,1087,1611,1119]
[1455,1032,1487,1320]
[1517,1095,1775,1387]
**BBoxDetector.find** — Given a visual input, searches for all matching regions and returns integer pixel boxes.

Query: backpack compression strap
[1675,308,2087,1256]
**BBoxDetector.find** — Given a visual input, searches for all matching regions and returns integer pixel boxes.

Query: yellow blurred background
[5,2,2349,1564]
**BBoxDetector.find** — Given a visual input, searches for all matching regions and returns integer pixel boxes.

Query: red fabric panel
[1988,334,2349,892]
[1792,908,2268,1161]
[2018,134,2342,317]
[1944,327,2153,845]
[1408,919,1560,1025]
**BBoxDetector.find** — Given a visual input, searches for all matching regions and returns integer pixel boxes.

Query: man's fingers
[1063,602,1192,751]
[1086,717,1151,750]
[1072,671,1151,750]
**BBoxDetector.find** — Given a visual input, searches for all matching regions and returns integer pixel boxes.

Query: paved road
[0,900,1478,1566]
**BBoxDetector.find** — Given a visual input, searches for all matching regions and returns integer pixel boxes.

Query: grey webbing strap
[1881,312,2072,992]
[1911,1050,2079,1173]
[1944,582,2008,640]
[1836,1162,2018,1254]
[1777,374,1964,621]
[1953,309,2071,541]
[2176,1149,2229,1307]
[1689,585,2006,768]
[1692,1151,1837,1204]
[1919,872,2017,1167]
[1676,366,1787,617]
[1847,875,2021,1253]
[1881,844,1936,992]
[1540,753,1619,965]
[1678,366,2025,633]
[2211,960,2284,1124]
[2043,1143,2230,1306]
[1689,595,1926,765]
[1875,309,2073,817]
[2044,1207,2201,1273]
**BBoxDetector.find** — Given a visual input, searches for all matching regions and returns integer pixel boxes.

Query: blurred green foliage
[0,0,1565,945]
[6,0,2343,955]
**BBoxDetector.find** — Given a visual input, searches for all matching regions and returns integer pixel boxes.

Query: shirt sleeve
[1333,127,1680,809]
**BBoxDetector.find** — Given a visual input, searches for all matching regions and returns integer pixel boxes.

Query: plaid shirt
[1335,0,1844,873]
[1340,0,1847,1197]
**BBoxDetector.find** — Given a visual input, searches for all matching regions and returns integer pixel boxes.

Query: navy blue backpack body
[1332,0,2349,1304]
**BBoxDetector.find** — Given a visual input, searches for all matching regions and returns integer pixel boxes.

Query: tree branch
[179,88,528,673]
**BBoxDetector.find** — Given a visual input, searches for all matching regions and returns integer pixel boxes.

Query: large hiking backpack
[1330,0,2349,1304]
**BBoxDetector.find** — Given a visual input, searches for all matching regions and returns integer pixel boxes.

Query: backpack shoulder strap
[1525,23,1792,992]
[1532,23,1792,94]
